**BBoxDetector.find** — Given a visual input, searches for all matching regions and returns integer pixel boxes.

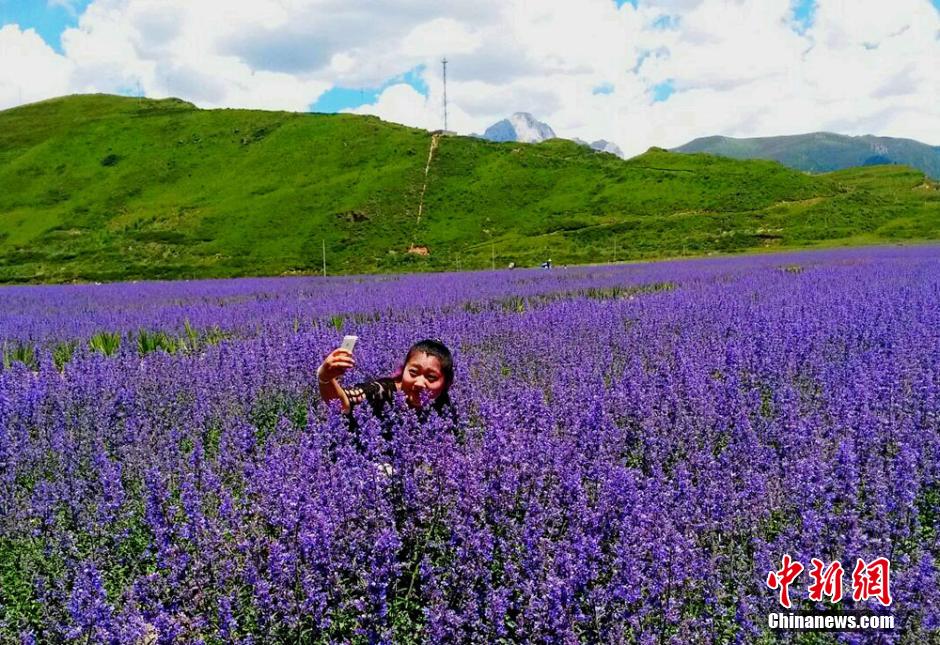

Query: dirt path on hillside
[415,132,440,230]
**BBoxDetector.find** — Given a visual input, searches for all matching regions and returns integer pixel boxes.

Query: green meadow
[0,94,938,283]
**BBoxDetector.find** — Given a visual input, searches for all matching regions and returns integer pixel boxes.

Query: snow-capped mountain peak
[590,140,624,158]
[572,137,625,158]
[482,112,556,143]
[481,113,625,158]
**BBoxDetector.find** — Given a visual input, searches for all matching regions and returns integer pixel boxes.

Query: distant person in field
[317,339,455,422]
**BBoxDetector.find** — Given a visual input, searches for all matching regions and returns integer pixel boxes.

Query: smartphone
[340,335,358,353]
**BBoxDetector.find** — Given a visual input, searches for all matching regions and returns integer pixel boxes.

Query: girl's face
[400,352,446,408]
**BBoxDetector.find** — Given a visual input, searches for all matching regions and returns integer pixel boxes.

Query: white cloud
[58,0,330,110]
[401,18,480,58]
[47,0,82,17]
[0,0,937,154]
[347,82,441,130]
[0,24,73,109]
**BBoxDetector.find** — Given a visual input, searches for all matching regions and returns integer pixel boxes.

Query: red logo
[807,558,844,603]
[766,555,892,607]
[766,554,804,609]
[851,557,892,607]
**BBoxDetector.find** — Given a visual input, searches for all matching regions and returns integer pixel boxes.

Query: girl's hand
[318,348,355,382]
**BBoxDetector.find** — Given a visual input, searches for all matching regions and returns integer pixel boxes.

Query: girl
[317,338,455,420]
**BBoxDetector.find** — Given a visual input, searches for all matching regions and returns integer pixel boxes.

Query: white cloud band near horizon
[1,0,938,157]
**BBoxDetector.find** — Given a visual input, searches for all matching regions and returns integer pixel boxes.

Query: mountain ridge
[481,112,626,158]
[673,132,940,179]
[0,94,938,283]
[482,112,557,143]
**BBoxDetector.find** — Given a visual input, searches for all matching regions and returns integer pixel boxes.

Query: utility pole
[322,239,326,277]
[441,57,448,132]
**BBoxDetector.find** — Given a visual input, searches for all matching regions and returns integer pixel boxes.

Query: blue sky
[314,0,927,112]
[3,0,939,114]
[0,1,430,113]
[5,0,940,59]
[615,0,938,8]
[615,0,819,30]
[0,0,92,53]
[792,0,815,31]
[651,80,674,102]
[1,0,938,152]
[613,0,939,26]
[312,66,428,113]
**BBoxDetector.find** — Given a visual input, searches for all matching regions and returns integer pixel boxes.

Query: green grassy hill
[673,132,940,179]
[1,94,938,283]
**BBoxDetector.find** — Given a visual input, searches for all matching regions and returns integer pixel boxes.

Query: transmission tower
[441,57,448,132]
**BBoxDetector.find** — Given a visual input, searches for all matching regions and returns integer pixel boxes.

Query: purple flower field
[1,246,939,643]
